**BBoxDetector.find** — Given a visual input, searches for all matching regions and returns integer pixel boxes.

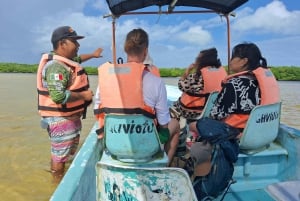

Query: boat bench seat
[239,102,282,154]
[267,180,300,201]
[238,142,288,158]
[198,91,219,118]
[104,114,165,163]
[96,162,198,201]
[233,142,288,191]
[100,149,169,167]
[102,114,169,167]
[232,102,286,191]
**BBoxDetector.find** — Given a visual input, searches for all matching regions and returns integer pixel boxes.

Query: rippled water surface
[0,74,299,201]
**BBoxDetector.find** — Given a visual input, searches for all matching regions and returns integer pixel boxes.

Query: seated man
[94,28,180,165]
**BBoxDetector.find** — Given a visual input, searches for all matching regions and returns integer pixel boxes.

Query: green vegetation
[0,63,99,74]
[270,66,300,81]
[0,63,38,73]
[1,63,300,81]
[159,68,185,77]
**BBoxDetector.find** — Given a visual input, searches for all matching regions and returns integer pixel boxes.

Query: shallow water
[0,73,299,201]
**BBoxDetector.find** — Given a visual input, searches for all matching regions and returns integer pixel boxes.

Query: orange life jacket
[94,62,156,133]
[37,53,91,118]
[179,66,227,111]
[223,67,280,129]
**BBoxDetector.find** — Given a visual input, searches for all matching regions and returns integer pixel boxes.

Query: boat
[50,1,300,201]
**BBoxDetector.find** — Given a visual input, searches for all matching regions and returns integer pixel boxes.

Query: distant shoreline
[1,62,300,80]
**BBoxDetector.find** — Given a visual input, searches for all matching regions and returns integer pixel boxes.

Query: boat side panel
[276,123,300,180]
[225,123,300,200]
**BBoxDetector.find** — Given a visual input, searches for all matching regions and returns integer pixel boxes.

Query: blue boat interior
[50,85,300,201]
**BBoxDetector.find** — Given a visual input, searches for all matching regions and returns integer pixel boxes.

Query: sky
[1,0,300,68]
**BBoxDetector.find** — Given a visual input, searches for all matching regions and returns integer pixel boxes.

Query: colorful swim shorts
[44,117,82,163]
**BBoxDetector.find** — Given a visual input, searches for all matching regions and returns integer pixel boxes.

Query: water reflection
[277,81,300,129]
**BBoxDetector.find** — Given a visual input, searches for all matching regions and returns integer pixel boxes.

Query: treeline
[1,62,300,81]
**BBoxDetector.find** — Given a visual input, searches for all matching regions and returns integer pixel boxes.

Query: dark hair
[52,40,59,50]
[124,28,148,57]
[195,47,222,77]
[231,42,267,70]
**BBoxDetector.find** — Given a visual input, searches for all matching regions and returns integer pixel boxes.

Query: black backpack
[191,117,240,200]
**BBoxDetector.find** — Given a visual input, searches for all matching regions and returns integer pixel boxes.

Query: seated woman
[190,42,280,135]
[188,42,280,200]
[171,47,227,122]
[190,43,280,170]
[170,48,227,152]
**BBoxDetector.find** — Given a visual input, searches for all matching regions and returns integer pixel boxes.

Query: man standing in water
[36,26,101,181]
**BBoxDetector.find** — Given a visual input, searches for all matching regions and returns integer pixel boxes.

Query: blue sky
[1,0,300,68]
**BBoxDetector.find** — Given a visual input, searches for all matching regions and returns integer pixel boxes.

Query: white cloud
[0,0,299,67]
[176,26,212,46]
[232,1,300,35]
[0,0,96,63]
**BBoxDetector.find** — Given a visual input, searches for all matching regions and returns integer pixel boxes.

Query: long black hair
[231,42,267,70]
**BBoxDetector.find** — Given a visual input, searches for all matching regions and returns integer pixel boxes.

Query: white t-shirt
[94,71,170,126]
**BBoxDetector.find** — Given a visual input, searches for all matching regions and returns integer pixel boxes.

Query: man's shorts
[44,117,82,163]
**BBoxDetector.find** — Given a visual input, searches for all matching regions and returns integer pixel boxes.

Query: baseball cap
[190,141,212,176]
[51,26,84,45]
